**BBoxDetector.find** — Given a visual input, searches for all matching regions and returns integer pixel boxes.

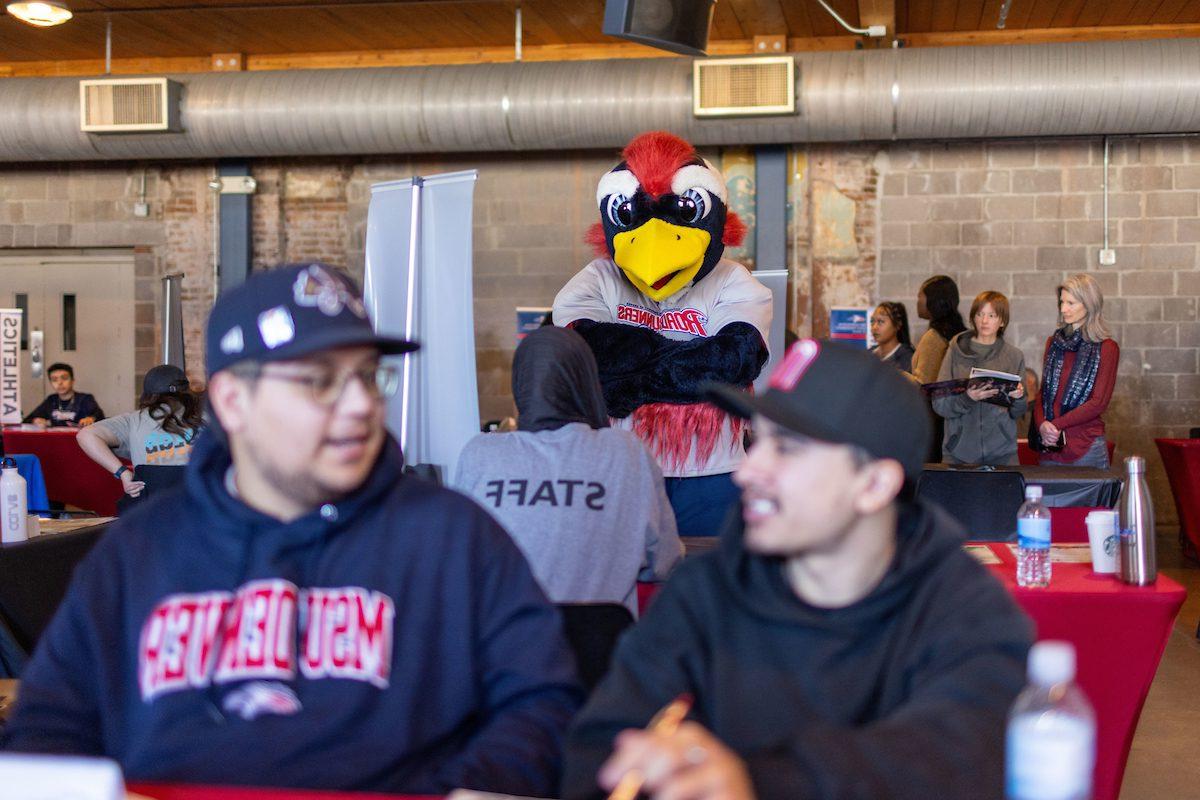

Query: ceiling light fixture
[6,1,73,27]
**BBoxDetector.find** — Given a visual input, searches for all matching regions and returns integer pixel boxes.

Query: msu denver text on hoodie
[5,432,583,795]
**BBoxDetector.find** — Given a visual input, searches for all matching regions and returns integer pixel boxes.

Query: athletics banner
[0,309,21,424]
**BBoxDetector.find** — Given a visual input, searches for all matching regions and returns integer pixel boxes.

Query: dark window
[62,294,76,351]
[15,293,28,351]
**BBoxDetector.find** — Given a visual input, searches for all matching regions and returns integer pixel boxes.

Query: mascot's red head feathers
[586,132,745,301]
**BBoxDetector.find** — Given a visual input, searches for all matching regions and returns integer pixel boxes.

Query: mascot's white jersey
[554,258,772,478]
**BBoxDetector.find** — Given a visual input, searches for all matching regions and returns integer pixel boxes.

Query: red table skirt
[1,428,124,516]
[982,543,1185,800]
[637,543,1185,800]
[132,784,437,800]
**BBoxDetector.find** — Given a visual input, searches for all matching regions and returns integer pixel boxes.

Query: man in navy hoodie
[6,263,583,795]
[563,339,1034,800]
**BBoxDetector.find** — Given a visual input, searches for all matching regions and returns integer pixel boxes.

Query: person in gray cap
[8,263,582,795]
[76,363,203,498]
[563,338,1033,800]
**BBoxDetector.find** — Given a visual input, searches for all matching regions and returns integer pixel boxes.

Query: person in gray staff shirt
[454,326,683,618]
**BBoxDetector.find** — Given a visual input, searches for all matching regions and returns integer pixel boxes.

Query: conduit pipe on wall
[1,39,1200,162]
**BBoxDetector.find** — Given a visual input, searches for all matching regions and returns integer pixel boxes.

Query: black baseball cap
[706,338,931,481]
[205,263,419,377]
[143,364,190,395]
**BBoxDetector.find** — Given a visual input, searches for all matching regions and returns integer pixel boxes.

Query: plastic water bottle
[0,457,28,544]
[1006,641,1096,800]
[1017,485,1051,588]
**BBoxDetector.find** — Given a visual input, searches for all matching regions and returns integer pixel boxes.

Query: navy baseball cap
[205,263,418,377]
[706,338,931,481]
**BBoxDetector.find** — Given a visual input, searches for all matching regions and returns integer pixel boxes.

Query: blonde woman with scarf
[1031,273,1120,468]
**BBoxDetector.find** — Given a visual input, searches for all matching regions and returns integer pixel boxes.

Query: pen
[605,693,694,800]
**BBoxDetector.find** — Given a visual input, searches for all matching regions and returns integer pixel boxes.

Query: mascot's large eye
[606,194,634,228]
[677,188,711,224]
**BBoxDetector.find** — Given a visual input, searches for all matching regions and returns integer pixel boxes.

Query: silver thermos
[1118,456,1157,586]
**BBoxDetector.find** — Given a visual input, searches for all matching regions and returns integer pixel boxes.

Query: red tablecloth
[132,785,437,800]
[637,544,1186,800]
[985,543,1183,800]
[1,428,123,516]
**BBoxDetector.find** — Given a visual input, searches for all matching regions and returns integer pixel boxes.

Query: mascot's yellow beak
[613,218,711,302]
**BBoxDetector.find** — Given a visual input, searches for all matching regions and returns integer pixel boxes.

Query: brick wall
[0,163,213,392]
[1,134,1195,521]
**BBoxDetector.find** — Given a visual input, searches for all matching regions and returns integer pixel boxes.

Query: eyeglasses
[254,363,400,406]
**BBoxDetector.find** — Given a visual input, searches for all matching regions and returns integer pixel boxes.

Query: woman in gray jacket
[933,291,1027,465]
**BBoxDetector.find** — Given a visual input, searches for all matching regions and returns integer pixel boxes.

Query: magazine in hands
[921,367,1022,408]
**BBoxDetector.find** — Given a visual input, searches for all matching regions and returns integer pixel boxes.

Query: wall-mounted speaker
[602,0,716,57]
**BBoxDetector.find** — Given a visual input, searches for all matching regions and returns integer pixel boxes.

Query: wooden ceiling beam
[858,0,896,47]
[902,21,1200,47]
[0,37,861,77]
[4,23,1200,78]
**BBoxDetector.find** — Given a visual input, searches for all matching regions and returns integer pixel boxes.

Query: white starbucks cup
[1086,510,1119,574]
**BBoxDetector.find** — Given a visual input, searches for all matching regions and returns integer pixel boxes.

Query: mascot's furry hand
[573,319,766,418]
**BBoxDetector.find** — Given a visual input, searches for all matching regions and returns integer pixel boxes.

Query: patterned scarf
[1041,326,1102,421]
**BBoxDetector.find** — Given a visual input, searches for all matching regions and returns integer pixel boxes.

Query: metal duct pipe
[1,38,1199,162]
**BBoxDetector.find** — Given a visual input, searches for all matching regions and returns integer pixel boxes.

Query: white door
[0,254,136,420]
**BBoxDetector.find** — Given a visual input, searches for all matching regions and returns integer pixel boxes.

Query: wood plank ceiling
[2,0,1199,75]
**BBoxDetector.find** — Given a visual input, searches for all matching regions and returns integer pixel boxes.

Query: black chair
[0,526,107,672]
[916,468,1027,541]
[557,603,634,692]
[116,464,187,514]
[402,463,442,486]
[136,464,187,493]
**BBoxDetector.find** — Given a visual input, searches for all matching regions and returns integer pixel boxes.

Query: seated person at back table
[24,362,104,428]
[562,339,1033,800]
[76,364,204,499]
[5,264,582,796]
[454,326,683,618]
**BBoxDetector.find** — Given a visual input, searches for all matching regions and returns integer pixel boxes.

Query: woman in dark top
[912,276,968,462]
[870,301,915,373]
[911,276,968,384]
[1032,273,1120,468]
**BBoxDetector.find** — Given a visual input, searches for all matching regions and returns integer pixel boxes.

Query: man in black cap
[8,264,582,795]
[562,339,1033,800]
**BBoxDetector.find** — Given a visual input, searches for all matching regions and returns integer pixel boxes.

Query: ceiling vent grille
[693,56,795,117]
[80,78,181,133]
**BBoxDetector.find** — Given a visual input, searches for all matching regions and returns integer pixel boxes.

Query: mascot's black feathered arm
[572,320,767,418]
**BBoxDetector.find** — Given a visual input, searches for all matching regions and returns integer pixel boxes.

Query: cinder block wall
[1,135,1196,522]
[869,138,1200,515]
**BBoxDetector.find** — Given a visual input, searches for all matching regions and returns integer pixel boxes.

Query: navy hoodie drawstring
[204,518,259,723]
[203,507,339,723]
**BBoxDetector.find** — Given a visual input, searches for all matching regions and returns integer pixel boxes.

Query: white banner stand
[751,270,788,396]
[364,171,480,482]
